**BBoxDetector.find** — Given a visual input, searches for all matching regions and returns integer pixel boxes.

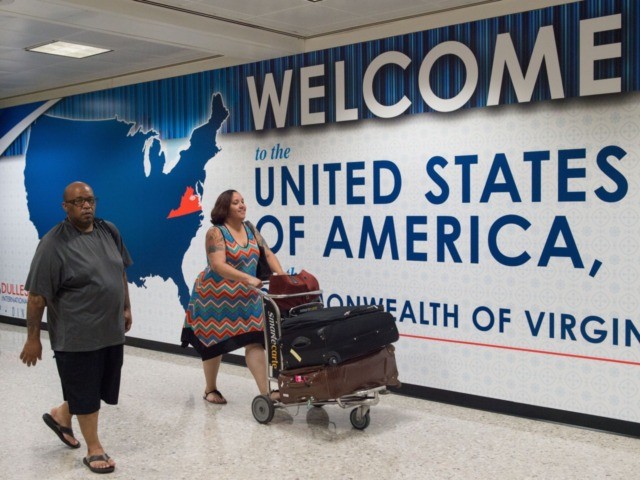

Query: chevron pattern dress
[181,224,264,360]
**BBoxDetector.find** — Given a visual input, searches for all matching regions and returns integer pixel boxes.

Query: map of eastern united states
[24,93,229,311]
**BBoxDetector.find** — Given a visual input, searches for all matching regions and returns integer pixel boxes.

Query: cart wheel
[252,395,275,424]
[350,407,371,430]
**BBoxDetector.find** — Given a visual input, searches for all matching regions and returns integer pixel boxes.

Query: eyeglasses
[65,197,97,207]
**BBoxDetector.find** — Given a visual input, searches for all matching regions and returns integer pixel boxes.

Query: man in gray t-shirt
[20,181,133,474]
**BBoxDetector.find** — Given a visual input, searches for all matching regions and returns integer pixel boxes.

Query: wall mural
[1,0,638,425]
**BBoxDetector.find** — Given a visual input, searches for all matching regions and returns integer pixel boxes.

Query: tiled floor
[1,322,638,479]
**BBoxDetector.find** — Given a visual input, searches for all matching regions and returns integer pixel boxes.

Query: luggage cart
[249,286,394,430]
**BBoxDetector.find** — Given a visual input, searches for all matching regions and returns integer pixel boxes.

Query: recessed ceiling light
[26,41,111,59]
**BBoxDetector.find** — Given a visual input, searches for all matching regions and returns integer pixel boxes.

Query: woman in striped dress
[181,190,284,404]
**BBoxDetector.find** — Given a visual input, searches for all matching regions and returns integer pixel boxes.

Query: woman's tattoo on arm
[207,244,222,254]
[207,229,225,254]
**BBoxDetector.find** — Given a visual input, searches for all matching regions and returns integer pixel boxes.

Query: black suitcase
[279,305,399,370]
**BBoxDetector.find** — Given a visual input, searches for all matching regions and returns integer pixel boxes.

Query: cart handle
[249,286,323,300]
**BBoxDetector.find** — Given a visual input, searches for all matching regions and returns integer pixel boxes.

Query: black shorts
[54,344,124,415]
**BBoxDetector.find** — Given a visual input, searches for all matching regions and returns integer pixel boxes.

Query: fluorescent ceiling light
[26,41,111,59]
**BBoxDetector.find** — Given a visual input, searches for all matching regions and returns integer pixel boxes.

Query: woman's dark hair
[210,189,238,225]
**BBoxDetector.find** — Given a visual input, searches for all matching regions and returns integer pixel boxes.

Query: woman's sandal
[203,389,227,404]
[83,453,115,474]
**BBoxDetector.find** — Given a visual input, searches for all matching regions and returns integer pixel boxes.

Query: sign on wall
[1,0,639,424]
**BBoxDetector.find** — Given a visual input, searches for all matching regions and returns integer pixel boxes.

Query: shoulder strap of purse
[244,221,259,241]
[245,221,267,259]
[95,217,118,247]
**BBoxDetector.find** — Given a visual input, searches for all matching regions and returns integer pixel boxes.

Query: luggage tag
[289,348,302,362]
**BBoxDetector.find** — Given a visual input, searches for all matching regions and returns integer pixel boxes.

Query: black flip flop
[42,413,81,449]
[83,454,115,474]
[203,389,227,404]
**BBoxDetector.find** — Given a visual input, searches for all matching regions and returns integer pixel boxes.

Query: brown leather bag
[277,345,400,404]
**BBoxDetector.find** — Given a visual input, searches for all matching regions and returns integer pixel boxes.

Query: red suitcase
[268,270,321,316]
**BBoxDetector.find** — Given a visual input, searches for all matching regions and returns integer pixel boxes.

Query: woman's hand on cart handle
[248,284,269,296]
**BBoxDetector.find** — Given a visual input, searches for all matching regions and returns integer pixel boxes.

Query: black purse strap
[95,217,118,247]
[245,221,261,249]
[245,221,272,280]
[245,221,266,258]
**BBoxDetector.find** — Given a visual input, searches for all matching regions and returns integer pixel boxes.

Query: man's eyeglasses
[65,197,97,207]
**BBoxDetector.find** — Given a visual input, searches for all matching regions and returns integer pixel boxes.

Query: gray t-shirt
[25,218,133,352]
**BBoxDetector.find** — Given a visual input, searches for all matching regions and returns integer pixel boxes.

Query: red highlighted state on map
[167,186,202,218]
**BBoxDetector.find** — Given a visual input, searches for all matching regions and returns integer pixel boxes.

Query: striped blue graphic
[1,0,638,156]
